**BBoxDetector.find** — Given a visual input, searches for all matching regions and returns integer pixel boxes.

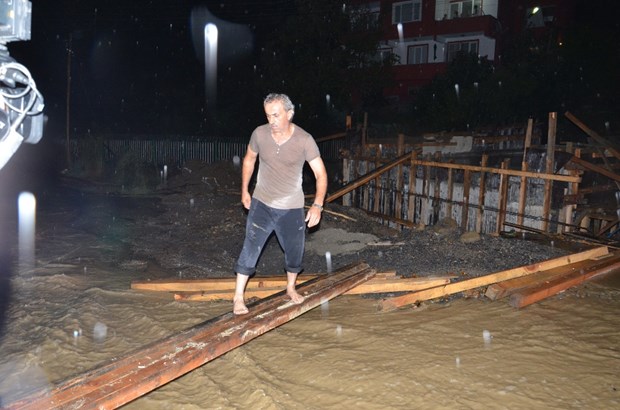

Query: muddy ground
[3,159,619,409]
[57,159,573,289]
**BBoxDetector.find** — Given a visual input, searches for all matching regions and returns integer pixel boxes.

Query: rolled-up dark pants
[234,198,305,276]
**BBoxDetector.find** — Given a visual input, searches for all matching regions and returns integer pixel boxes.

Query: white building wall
[391,35,495,65]
[433,0,499,20]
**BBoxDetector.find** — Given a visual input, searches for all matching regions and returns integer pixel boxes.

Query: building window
[446,40,478,62]
[392,1,422,24]
[449,0,482,19]
[407,44,428,65]
[375,48,394,64]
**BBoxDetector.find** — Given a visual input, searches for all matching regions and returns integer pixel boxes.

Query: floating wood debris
[378,246,611,312]
[131,272,452,301]
[507,253,620,308]
[6,262,376,410]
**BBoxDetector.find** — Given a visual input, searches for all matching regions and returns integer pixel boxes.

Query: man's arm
[240,146,258,209]
[305,156,328,228]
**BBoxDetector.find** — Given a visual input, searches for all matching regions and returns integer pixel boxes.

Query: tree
[256,0,395,135]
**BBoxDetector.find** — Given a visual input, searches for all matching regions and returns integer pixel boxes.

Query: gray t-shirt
[249,123,321,209]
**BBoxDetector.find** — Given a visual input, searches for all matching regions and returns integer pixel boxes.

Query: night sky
[4,0,620,142]
[7,0,292,138]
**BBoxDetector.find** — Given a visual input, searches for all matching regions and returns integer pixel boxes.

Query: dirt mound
[165,160,241,194]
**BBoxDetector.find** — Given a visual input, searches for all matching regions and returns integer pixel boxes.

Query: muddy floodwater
[0,176,619,409]
[1,263,619,409]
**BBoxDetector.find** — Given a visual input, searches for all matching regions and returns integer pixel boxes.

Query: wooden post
[517,119,533,229]
[422,155,431,225]
[476,154,488,233]
[565,148,581,231]
[542,112,557,232]
[433,152,442,224]
[461,169,471,230]
[342,158,351,206]
[352,158,360,206]
[373,147,382,213]
[362,160,369,210]
[407,151,418,223]
[395,134,405,220]
[496,159,510,234]
[446,163,454,220]
[516,162,528,229]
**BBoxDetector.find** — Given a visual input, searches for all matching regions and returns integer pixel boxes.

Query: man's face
[264,101,292,133]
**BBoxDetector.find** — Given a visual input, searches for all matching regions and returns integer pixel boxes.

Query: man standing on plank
[233,93,328,315]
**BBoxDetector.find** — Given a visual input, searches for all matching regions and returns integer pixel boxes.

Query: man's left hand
[305,206,322,228]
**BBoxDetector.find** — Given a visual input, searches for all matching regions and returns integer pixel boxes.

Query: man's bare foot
[233,296,249,315]
[286,289,305,304]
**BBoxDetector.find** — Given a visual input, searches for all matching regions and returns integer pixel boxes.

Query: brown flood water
[1,264,619,409]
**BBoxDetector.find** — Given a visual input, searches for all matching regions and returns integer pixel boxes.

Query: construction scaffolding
[328,112,620,243]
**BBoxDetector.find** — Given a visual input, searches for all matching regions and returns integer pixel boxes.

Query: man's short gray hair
[264,93,295,115]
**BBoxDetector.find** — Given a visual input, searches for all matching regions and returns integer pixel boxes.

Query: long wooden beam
[377,246,609,312]
[173,276,452,301]
[485,254,618,300]
[510,253,620,308]
[565,111,620,161]
[325,152,413,203]
[569,156,620,183]
[7,263,376,410]
[408,159,580,183]
[131,272,398,293]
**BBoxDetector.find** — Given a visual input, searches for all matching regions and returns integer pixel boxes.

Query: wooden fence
[327,114,585,235]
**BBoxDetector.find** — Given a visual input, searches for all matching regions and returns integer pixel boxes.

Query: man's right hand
[241,191,252,209]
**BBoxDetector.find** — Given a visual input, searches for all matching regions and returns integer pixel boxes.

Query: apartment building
[360,0,575,104]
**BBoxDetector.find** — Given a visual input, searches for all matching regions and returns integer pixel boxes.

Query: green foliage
[414,22,620,133]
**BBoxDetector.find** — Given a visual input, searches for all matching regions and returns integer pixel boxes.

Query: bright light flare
[204,23,218,107]
[18,191,36,272]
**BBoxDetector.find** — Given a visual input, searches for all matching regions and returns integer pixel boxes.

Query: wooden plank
[433,153,442,222]
[7,263,376,410]
[563,156,579,230]
[342,158,351,206]
[517,161,528,227]
[542,112,557,232]
[476,154,488,233]
[517,117,532,229]
[373,150,382,213]
[422,156,431,223]
[174,276,453,301]
[568,156,620,183]
[132,275,320,292]
[377,246,609,312]
[325,152,413,204]
[509,254,620,308]
[395,138,404,220]
[461,168,471,230]
[565,111,620,162]
[408,159,580,183]
[132,271,397,293]
[485,254,618,300]
[406,151,417,222]
[446,162,454,219]
[496,160,510,234]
